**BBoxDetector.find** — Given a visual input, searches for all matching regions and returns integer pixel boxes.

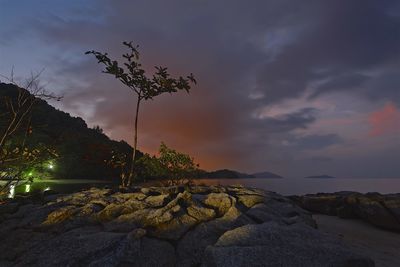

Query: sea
[195,178,400,195]
[3,178,400,199]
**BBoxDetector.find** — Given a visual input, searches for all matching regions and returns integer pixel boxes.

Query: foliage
[0,82,138,187]
[133,153,164,181]
[118,142,199,185]
[92,125,104,134]
[86,41,196,186]
[157,142,199,185]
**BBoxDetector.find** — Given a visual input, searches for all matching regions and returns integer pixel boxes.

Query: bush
[158,142,198,185]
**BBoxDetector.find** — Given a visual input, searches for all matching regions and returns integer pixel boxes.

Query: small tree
[158,142,198,185]
[86,42,196,187]
[134,153,163,182]
[0,70,61,197]
[105,148,129,183]
[0,70,61,149]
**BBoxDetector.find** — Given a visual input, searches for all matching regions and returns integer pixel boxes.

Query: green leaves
[158,142,198,183]
[86,41,196,100]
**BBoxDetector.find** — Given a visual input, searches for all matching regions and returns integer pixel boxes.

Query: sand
[313,214,400,267]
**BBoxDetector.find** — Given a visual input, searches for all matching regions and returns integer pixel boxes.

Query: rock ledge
[0,186,374,266]
[291,191,400,232]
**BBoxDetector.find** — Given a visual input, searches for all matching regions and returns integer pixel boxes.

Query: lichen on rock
[0,186,374,266]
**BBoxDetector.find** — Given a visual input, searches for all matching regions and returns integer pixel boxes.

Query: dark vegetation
[0,82,135,182]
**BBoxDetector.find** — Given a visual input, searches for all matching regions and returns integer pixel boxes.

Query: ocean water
[3,178,400,199]
[195,178,400,195]
[2,179,112,199]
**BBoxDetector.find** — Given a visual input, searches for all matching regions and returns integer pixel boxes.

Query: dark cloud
[257,108,317,133]
[290,134,342,150]
[254,0,400,105]
[1,0,400,177]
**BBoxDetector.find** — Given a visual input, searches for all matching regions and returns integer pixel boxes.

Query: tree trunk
[127,96,141,186]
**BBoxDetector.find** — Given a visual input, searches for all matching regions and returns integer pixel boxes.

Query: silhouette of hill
[0,83,140,180]
[206,169,255,179]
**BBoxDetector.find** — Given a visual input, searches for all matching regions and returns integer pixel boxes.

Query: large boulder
[351,196,400,231]
[293,192,400,231]
[202,193,235,216]
[203,222,374,267]
[176,205,254,266]
[383,194,400,222]
[0,202,19,216]
[15,229,125,266]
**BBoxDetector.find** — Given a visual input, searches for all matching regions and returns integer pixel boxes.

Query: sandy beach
[313,214,400,267]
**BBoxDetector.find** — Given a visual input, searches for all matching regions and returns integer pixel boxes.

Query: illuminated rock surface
[0,186,374,266]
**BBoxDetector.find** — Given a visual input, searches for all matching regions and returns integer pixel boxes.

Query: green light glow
[25,184,31,193]
[28,172,33,176]
[48,163,54,169]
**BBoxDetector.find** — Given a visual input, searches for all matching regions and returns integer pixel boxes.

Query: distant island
[305,175,336,179]
[206,169,254,179]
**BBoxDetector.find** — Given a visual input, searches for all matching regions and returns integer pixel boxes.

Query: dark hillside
[0,83,141,180]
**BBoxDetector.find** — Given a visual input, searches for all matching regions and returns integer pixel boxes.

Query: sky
[1,0,400,178]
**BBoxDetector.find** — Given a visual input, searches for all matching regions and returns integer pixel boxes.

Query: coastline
[0,185,374,266]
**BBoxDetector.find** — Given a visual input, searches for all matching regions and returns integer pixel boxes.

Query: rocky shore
[0,186,374,266]
[291,191,400,231]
